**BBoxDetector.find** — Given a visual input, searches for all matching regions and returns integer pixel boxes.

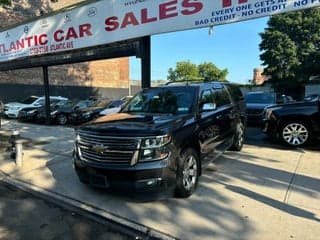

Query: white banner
[0,0,319,62]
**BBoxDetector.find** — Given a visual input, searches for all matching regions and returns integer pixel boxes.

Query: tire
[229,121,245,151]
[175,148,200,198]
[279,121,310,147]
[57,114,68,125]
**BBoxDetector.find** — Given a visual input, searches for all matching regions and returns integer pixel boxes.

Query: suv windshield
[21,96,39,104]
[122,87,196,114]
[245,92,275,104]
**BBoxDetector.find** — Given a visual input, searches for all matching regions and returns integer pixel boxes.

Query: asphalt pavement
[0,182,132,240]
[0,119,319,240]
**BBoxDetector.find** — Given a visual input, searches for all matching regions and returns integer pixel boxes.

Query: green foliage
[0,0,11,5]
[198,62,228,81]
[260,8,320,85]
[167,61,228,82]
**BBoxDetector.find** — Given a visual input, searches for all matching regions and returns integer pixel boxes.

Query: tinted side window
[200,89,215,104]
[226,85,244,102]
[214,88,231,107]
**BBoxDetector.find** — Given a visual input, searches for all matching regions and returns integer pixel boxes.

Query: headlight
[27,109,37,114]
[83,112,92,117]
[51,110,58,115]
[264,107,281,120]
[265,109,273,120]
[140,135,171,162]
[141,135,171,149]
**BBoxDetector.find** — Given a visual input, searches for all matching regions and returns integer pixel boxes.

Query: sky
[130,17,269,85]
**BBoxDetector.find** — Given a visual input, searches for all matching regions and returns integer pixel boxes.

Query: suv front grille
[77,130,139,165]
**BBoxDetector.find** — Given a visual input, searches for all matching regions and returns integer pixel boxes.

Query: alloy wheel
[282,123,309,146]
[182,155,198,191]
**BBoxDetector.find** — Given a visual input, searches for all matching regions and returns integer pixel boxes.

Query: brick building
[0,0,133,102]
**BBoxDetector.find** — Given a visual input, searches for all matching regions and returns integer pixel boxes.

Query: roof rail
[165,80,226,87]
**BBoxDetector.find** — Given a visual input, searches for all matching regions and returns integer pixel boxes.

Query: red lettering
[222,0,248,8]
[34,35,39,46]
[121,12,139,29]
[105,16,119,31]
[16,39,25,49]
[141,8,157,24]
[79,23,92,37]
[159,0,178,20]
[181,0,203,15]
[66,27,78,40]
[39,34,48,45]
[54,30,64,42]
[9,42,16,51]
[25,36,33,47]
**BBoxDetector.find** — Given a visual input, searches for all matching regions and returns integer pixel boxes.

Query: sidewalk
[1,120,320,240]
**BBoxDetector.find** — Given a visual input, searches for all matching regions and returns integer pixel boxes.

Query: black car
[245,91,293,125]
[262,94,320,147]
[52,99,98,125]
[73,81,246,198]
[18,99,69,122]
[55,99,111,125]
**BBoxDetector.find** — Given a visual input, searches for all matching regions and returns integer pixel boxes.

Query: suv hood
[79,112,190,137]
[267,100,317,110]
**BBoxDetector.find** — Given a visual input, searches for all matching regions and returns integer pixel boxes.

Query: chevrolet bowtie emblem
[91,144,108,154]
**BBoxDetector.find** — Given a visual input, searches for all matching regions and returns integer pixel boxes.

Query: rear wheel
[230,121,245,151]
[280,121,310,147]
[57,114,68,125]
[175,148,200,198]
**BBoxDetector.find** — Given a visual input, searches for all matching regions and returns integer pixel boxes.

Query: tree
[167,61,200,82]
[167,61,228,82]
[259,8,320,87]
[0,0,11,5]
[198,62,228,81]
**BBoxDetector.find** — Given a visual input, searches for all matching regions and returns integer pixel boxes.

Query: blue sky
[130,17,269,84]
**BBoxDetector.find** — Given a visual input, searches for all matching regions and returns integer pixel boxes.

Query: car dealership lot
[0,120,319,240]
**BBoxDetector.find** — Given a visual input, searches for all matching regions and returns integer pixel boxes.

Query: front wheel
[175,148,200,198]
[229,121,245,151]
[280,121,310,147]
[57,114,68,125]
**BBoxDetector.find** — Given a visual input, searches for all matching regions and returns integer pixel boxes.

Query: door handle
[216,115,222,120]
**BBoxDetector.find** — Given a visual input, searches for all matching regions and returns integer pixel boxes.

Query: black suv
[262,94,320,147]
[73,82,246,198]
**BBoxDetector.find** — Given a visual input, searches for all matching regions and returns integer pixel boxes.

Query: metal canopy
[0,37,147,71]
[0,36,151,124]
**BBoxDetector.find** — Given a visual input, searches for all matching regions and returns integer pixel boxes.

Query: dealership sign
[0,0,319,62]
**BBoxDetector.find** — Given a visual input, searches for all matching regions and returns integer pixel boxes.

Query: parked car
[262,94,320,147]
[51,99,97,125]
[245,91,293,125]
[55,99,111,125]
[18,99,69,122]
[73,81,246,198]
[99,99,126,116]
[4,96,68,118]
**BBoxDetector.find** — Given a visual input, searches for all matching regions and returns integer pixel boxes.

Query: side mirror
[201,103,216,112]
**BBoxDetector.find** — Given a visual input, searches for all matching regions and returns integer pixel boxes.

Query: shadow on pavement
[1,121,319,239]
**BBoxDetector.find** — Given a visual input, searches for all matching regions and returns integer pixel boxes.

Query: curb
[1,175,178,240]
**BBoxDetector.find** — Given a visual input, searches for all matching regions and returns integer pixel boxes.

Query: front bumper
[73,151,176,194]
[4,110,19,118]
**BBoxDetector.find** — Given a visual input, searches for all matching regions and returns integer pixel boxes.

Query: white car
[4,96,68,118]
